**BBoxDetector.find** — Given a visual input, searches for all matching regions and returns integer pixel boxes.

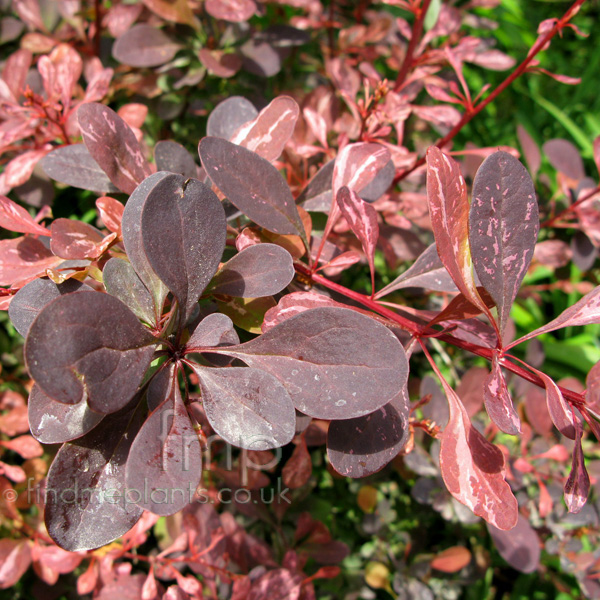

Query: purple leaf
[208,307,409,420]
[186,312,239,351]
[146,363,176,413]
[336,187,379,294]
[438,371,518,530]
[207,96,258,140]
[25,291,156,412]
[517,125,541,179]
[78,103,152,194]
[103,258,156,326]
[508,285,600,348]
[230,95,299,162]
[140,174,227,326]
[9,277,88,337]
[375,243,458,298]
[487,514,540,573]
[121,171,171,317]
[112,24,181,67]
[532,367,576,439]
[199,137,306,240]
[126,379,202,516]
[297,159,334,212]
[327,388,409,478]
[154,141,198,179]
[41,144,119,193]
[239,40,281,77]
[208,243,294,297]
[193,366,296,450]
[426,147,490,318]
[359,159,396,202]
[571,231,597,272]
[543,138,585,181]
[484,353,521,435]
[45,399,145,551]
[469,151,539,336]
[28,384,103,444]
[564,418,590,513]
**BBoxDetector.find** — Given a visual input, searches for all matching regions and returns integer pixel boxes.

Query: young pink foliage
[205,0,256,22]
[4,148,52,188]
[531,367,576,439]
[484,353,521,435]
[0,539,31,589]
[96,197,125,234]
[336,187,379,295]
[0,196,50,236]
[2,48,32,100]
[564,419,590,513]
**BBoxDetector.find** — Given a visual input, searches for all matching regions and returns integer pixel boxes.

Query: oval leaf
[484,353,521,435]
[25,291,156,413]
[0,195,50,236]
[469,151,539,335]
[112,24,181,67]
[487,514,540,573]
[207,96,258,141]
[193,366,296,450]
[154,141,198,178]
[50,219,104,260]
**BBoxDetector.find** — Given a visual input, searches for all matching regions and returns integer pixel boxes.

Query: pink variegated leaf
[426,147,491,318]
[262,292,342,332]
[318,251,361,272]
[543,139,585,181]
[4,147,52,188]
[103,3,143,37]
[0,237,61,287]
[411,104,462,129]
[0,196,50,236]
[303,107,328,148]
[231,96,300,162]
[205,0,256,22]
[564,419,590,513]
[37,44,83,112]
[96,197,124,234]
[198,48,242,78]
[13,0,45,31]
[78,103,152,194]
[2,48,32,100]
[508,285,600,348]
[336,187,379,294]
[50,219,104,260]
[484,353,521,435]
[517,125,541,179]
[437,369,518,530]
[469,152,539,337]
[587,360,600,415]
[530,367,576,439]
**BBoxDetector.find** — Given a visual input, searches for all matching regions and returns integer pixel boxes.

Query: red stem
[392,0,587,184]
[394,0,433,92]
[542,183,600,228]
[294,262,586,408]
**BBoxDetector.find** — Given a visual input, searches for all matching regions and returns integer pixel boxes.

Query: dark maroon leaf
[456,366,488,417]
[240,40,281,77]
[45,399,145,551]
[146,364,176,412]
[112,24,181,67]
[199,137,306,240]
[78,103,152,194]
[193,366,295,450]
[297,159,334,212]
[209,307,409,420]
[126,379,202,516]
[103,258,156,326]
[572,231,597,271]
[50,219,104,260]
[469,151,539,335]
[9,277,87,337]
[282,437,312,488]
[208,244,294,297]
[327,388,409,478]
[121,171,171,317]
[438,369,518,530]
[508,285,600,348]
[186,313,238,350]
[41,144,119,193]
[487,514,540,573]
[375,243,458,298]
[206,96,258,140]
[154,141,198,178]
[140,174,227,326]
[360,160,395,202]
[484,353,521,435]
[564,418,590,513]
[543,138,585,181]
[25,291,156,412]
[28,384,103,444]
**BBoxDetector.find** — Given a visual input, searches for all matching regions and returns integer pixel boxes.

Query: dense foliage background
[1,0,600,598]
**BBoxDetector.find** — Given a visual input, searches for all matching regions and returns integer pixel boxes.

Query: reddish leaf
[487,514,540,573]
[126,381,202,516]
[0,195,50,236]
[531,367,576,439]
[508,285,600,348]
[198,48,242,78]
[210,307,409,420]
[517,125,541,179]
[113,24,181,67]
[142,0,198,26]
[594,135,600,176]
[0,405,28,437]
[78,103,152,194]
[282,437,312,488]
[456,366,488,417]
[0,435,42,459]
[2,48,32,100]
[469,151,538,336]
[438,371,518,530]
[0,539,31,589]
[50,219,104,260]
[262,291,341,332]
[230,96,299,162]
[205,0,256,22]
[543,138,585,181]
[248,569,302,600]
[484,353,521,435]
[0,236,61,287]
[336,187,379,294]
[430,546,471,573]
[428,287,495,327]
[412,105,462,129]
[533,239,572,268]
[4,148,51,189]
[564,419,590,513]
[207,96,258,141]
[426,147,490,319]
[38,44,82,111]
[96,196,124,234]
[76,560,98,595]
[587,360,600,415]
